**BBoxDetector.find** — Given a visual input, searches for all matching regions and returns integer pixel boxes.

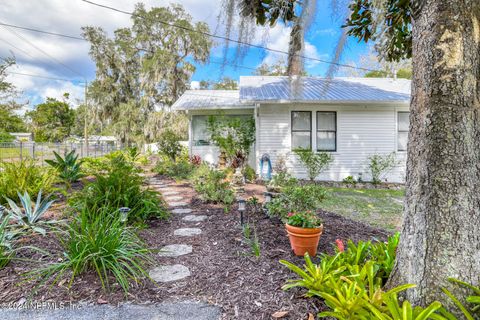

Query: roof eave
[240,99,410,105]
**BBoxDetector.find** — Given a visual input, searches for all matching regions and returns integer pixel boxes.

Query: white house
[172,76,411,183]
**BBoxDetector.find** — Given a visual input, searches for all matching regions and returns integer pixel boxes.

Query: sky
[0,0,370,110]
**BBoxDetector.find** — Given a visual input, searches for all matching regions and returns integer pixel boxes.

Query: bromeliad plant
[45,150,84,185]
[5,190,56,236]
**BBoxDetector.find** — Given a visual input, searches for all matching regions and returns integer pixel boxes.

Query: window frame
[397,111,409,152]
[316,111,337,152]
[291,111,312,150]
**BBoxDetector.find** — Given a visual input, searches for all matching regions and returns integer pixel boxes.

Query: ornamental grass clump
[71,155,168,224]
[30,207,154,293]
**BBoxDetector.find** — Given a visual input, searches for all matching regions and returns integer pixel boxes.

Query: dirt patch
[0,176,389,320]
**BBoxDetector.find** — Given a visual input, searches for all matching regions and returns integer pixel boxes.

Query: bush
[0,160,57,205]
[71,155,168,224]
[157,129,182,161]
[268,172,298,191]
[154,153,195,180]
[31,207,153,293]
[367,152,397,184]
[192,165,235,209]
[286,211,322,228]
[294,148,333,181]
[243,165,256,182]
[0,132,14,143]
[266,183,326,220]
[342,175,357,184]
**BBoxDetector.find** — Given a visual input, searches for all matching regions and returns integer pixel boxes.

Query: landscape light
[119,207,131,223]
[237,198,246,226]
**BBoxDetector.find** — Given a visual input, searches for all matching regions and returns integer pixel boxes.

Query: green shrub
[30,207,154,293]
[367,152,397,184]
[286,211,322,228]
[45,150,84,185]
[0,160,57,205]
[192,165,235,209]
[242,165,256,182]
[71,155,168,224]
[154,155,195,180]
[268,172,298,191]
[0,132,14,143]
[266,183,326,219]
[342,175,357,184]
[294,148,333,181]
[157,130,182,161]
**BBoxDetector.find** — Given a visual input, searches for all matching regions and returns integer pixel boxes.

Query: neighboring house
[9,132,33,142]
[172,76,411,183]
[68,135,119,146]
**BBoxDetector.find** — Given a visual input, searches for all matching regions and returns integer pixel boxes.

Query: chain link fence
[0,142,119,164]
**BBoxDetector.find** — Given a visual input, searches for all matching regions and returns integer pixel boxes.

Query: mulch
[0,175,390,320]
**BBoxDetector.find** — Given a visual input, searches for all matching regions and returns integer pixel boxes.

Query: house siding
[257,103,409,183]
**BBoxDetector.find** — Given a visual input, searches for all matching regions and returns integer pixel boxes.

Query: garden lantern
[119,207,131,223]
[237,198,246,226]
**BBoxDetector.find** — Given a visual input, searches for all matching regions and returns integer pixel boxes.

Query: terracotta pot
[285,224,324,256]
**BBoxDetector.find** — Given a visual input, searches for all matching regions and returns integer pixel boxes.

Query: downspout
[254,103,260,174]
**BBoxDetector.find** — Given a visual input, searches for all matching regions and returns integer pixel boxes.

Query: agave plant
[5,190,55,236]
[0,213,13,268]
[45,150,84,184]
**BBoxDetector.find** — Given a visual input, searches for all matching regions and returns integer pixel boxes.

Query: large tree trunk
[388,0,480,308]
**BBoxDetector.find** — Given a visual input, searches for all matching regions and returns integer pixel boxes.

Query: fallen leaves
[272,310,289,318]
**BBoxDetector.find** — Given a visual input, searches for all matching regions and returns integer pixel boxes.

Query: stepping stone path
[171,208,193,215]
[182,215,207,222]
[150,264,191,282]
[174,228,202,237]
[165,195,184,201]
[162,190,179,196]
[159,244,193,257]
[169,201,189,207]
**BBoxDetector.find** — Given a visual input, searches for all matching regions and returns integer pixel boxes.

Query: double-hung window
[397,112,409,151]
[291,111,312,150]
[316,111,337,151]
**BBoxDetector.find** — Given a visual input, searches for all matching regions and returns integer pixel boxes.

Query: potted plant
[285,211,323,256]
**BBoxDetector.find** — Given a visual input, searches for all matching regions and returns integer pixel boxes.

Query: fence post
[19,141,23,163]
[32,142,35,160]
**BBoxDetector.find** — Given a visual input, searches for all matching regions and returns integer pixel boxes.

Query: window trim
[397,111,409,152]
[316,111,337,152]
[291,111,312,150]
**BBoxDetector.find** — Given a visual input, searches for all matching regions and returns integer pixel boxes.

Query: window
[397,112,409,151]
[291,111,312,150]
[192,116,211,146]
[317,112,336,151]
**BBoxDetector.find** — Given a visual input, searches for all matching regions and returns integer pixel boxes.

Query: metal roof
[172,77,411,110]
[239,76,411,103]
[171,90,252,111]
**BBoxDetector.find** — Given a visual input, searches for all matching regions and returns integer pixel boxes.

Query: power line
[0,22,85,41]
[6,71,84,83]
[80,0,377,73]
[0,21,86,79]
[0,37,37,60]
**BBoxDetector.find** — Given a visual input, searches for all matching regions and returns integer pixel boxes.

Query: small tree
[157,129,182,161]
[367,152,397,184]
[207,115,255,168]
[294,148,333,181]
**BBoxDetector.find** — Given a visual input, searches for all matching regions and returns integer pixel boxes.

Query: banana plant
[5,190,56,236]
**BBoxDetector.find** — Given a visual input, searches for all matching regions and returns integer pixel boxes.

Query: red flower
[335,239,345,252]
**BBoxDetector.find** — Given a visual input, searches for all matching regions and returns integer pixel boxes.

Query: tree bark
[388,0,480,308]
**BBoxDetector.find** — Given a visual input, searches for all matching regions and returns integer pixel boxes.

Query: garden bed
[0,174,390,319]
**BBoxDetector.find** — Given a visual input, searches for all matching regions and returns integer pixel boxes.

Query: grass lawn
[321,187,405,232]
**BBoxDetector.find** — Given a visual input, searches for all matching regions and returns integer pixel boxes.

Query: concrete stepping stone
[182,215,207,222]
[149,264,191,283]
[162,191,179,196]
[165,195,183,201]
[171,208,193,215]
[174,228,202,237]
[169,201,189,207]
[158,244,193,257]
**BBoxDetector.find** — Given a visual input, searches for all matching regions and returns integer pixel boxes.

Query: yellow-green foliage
[0,160,57,204]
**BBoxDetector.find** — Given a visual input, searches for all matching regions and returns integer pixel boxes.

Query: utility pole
[84,81,89,156]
